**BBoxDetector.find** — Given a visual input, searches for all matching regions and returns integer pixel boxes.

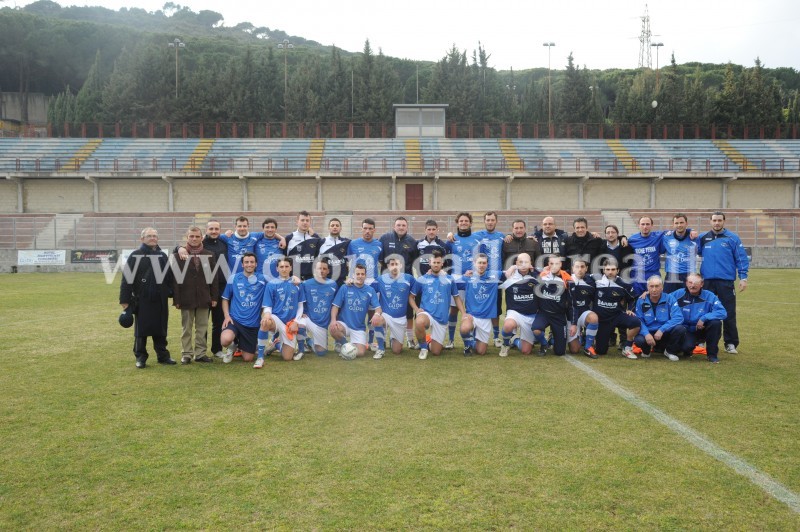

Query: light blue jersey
[347,238,383,279]
[446,232,481,289]
[262,278,301,323]
[300,278,338,328]
[222,271,267,327]
[473,229,505,272]
[662,231,697,275]
[413,272,459,324]
[254,234,284,279]
[376,272,416,319]
[220,232,260,274]
[463,270,500,319]
[332,284,381,331]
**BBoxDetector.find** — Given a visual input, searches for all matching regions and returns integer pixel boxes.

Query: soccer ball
[339,343,358,360]
[651,100,658,108]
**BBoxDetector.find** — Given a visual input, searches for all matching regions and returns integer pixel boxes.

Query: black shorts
[224,322,259,354]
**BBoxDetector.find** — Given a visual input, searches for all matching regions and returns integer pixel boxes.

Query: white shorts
[450,289,466,308]
[297,316,328,350]
[417,311,447,345]
[504,309,535,344]
[568,310,594,342]
[382,314,407,346]
[471,317,493,344]
[271,315,298,349]
[335,321,368,347]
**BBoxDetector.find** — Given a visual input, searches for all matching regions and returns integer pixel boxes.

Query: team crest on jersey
[579,289,589,296]
[597,290,603,298]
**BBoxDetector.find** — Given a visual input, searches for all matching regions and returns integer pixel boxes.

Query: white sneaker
[418,348,429,360]
[253,357,265,369]
[373,349,385,359]
[444,341,454,350]
[499,345,510,357]
[622,346,638,359]
[370,342,379,352]
[664,350,679,362]
[222,346,234,364]
[406,338,419,349]
[265,339,280,355]
[214,350,225,359]
[494,337,503,348]
[725,344,738,354]
[509,334,519,350]
[333,343,342,354]
[292,351,304,361]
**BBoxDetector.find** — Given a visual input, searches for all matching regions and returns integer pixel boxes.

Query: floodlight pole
[278,39,294,122]
[168,38,185,98]
[651,42,664,92]
[543,42,556,131]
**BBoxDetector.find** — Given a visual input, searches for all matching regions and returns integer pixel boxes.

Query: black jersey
[568,275,596,323]
[502,272,539,316]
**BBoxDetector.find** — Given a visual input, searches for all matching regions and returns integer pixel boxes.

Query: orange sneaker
[692,345,707,355]
[233,349,242,358]
[632,345,643,355]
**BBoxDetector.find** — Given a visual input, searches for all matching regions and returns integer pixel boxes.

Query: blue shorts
[224,322,259,354]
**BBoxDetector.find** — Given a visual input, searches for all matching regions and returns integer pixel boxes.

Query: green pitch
[1,271,799,529]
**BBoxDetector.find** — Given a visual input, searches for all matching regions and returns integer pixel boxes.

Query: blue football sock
[513,337,522,350]
[419,340,429,350]
[584,323,599,350]
[368,326,374,344]
[502,330,514,346]
[534,332,547,346]
[448,320,457,342]
[374,326,386,350]
[493,326,500,339]
[257,329,270,358]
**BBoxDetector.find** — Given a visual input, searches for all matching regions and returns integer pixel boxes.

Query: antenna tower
[638,4,652,68]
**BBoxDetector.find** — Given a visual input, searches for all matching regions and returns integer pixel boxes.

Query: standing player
[255,217,285,280]
[563,217,604,273]
[348,218,384,348]
[219,216,261,274]
[662,213,698,293]
[257,257,303,366]
[318,218,350,285]
[285,211,321,281]
[459,253,500,356]
[626,216,666,297]
[330,264,383,358]
[220,252,266,364]
[410,249,466,360]
[567,259,599,358]
[593,259,641,359]
[297,258,339,357]
[445,212,481,349]
[379,216,419,350]
[698,211,749,354]
[534,216,568,265]
[416,219,448,275]
[502,219,539,271]
[499,252,539,357]
[473,211,506,347]
[531,255,572,357]
[201,220,228,359]
[373,257,417,358]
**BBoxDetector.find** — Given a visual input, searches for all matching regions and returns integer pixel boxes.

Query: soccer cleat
[253,357,265,369]
[663,350,679,362]
[632,345,643,355]
[622,346,638,359]
[725,344,738,354]
[584,346,598,359]
[463,346,473,357]
[373,349,385,360]
[181,355,192,365]
[292,351,304,361]
[538,345,548,357]
[233,349,242,358]
[222,346,234,364]
[444,341,454,350]
[418,348,429,360]
[498,345,510,357]
[494,337,503,348]
[692,345,707,356]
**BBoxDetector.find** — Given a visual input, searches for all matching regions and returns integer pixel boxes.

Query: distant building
[393,104,448,138]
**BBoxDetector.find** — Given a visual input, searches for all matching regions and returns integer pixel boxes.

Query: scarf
[186,241,204,268]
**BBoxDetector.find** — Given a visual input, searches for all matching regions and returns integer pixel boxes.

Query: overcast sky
[15,0,800,71]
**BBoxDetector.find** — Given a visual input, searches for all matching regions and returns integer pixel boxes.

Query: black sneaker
[180,355,192,365]
[135,357,146,369]
[194,355,213,363]
[538,345,548,356]
[158,358,177,365]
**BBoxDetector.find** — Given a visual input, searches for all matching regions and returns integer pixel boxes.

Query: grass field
[2,270,800,529]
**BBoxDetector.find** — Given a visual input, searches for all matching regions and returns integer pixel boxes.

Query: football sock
[493,325,500,340]
[584,323,599,349]
[502,330,514,346]
[296,327,307,348]
[534,332,548,346]
[374,326,386,350]
[419,340,429,350]
[256,329,270,358]
[448,320,457,342]
[368,326,374,344]
[513,337,522,350]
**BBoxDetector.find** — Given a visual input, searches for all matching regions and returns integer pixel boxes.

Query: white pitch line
[564,355,800,514]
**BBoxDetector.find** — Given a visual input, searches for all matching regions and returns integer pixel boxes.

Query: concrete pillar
[650,175,663,208]
[722,176,737,209]
[162,176,174,212]
[506,173,514,210]
[85,175,99,212]
[578,175,590,210]
[433,172,439,210]
[6,176,23,213]
[391,174,397,211]
[239,175,248,211]
[316,174,323,211]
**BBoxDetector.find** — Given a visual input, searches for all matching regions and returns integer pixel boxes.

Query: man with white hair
[633,276,686,361]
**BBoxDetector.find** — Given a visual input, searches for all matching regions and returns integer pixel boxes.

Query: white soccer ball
[651,100,658,108]
[339,343,358,360]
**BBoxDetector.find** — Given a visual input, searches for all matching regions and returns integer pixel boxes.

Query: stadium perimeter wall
[2,174,798,213]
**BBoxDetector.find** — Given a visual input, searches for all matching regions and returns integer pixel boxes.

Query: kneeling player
[329,264,383,358]
[633,276,686,361]
[672,273,727,363]
[220,252,266,364]
[499,253,539,356]
[593,260,641,359]
[531,255,571,356]
[410,250,466,360]
[297,258,339,357]
[373,257,416,358]
[460,253,500,356]
[567,259,599,357]
[258,257,302,365]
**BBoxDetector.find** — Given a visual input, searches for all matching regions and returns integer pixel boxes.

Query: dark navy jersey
[379,231,418,273]
[287,236,322,280]
[593,275,636,322]
[416,237,448,276]
[319,238,350,283]
[535,273,571,320]
[569,275,596,323]
[501,272,539,316]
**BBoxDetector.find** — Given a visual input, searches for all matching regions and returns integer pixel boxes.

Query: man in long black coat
[120,227,175,368]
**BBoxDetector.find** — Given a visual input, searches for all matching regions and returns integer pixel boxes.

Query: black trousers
[134,335,170,362]
[704,279,738,347]
[531,314,568,356]
[664,272,689,294]
[681,320,723,357]
[209,301,225,353]
[595,313,640,355]
[634,325,687,355]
